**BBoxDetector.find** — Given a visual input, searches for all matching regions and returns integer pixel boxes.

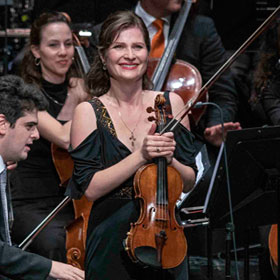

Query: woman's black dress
[68,92,197,279]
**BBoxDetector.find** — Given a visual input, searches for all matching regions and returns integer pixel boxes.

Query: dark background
[0,0,279,75]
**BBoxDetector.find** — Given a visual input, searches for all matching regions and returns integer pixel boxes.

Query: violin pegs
[148,116,156,122]
[146,106,155,113]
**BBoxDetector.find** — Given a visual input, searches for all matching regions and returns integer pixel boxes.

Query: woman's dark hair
[253,21,280,93]
[20,11,77,87]
[86,10,152,97]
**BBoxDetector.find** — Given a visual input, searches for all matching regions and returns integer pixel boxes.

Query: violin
[125,94,187,269]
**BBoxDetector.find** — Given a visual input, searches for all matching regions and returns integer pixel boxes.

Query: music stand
[181,125,280,279]
[204,125,280,229]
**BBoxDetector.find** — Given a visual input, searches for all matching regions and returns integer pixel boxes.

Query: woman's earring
[35,57,40,66]
[102,63,107,71]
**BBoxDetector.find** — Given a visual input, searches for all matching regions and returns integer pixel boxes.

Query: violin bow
[159,4,280,135]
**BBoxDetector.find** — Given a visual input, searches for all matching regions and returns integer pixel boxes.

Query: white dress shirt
[135,1,171,48]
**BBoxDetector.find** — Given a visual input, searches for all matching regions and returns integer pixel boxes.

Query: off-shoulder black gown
[68,92,197,279]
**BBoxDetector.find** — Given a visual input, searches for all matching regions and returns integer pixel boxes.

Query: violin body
[125,163,187,269]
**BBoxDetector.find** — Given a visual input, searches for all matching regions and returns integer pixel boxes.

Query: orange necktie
[150,19,165,58]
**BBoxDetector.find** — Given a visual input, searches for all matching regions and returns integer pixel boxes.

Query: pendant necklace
[41,88,65,106]
[108,93,144,149]
[118,109,143,149]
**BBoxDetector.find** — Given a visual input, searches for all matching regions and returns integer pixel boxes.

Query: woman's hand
[68,78,90,104]
[141,123,176,164]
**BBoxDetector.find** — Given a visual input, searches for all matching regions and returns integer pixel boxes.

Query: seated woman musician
[68,10,197,280]
[10,11,89,262]
[253,19,280,126]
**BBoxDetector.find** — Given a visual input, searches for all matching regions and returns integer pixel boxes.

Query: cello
[125,94,187,269]
[147,0,205,125]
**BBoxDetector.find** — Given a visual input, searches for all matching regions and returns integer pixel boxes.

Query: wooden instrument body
[125,159,187,268]
[51,144,93,269]
[269,224,278,278]
[147,58,206,125]
[126,95,187,269]
[66,196,92,269]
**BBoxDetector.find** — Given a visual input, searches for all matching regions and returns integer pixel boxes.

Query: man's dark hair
[0,75,48,127]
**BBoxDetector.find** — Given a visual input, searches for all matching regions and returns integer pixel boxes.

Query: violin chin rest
[135,246,161,268]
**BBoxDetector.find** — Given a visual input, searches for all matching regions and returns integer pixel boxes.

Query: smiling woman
[31,22,75,84]
[101,27,149,84]
[9,11,89,265]
[68,10,197,279]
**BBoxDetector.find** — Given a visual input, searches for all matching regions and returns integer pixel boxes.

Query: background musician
[9,12,89,264]
[68,10,197,279]
[0,74,84,280]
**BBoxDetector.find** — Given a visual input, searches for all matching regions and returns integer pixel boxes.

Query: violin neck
[156,120,168,206]
[156,157,168,206]
[151,0,194,91]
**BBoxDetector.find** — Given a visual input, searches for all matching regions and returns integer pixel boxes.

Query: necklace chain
[118,109,143,149]
[106,93,144,149]
[41,88,65,106]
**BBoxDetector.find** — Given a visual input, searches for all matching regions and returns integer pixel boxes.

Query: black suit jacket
[90,10,238,134]
[174,14,238,131]
[0,191,51,279]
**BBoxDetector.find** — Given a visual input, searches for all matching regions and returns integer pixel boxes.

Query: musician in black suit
[0,75,84,280]
[137,0,241,144]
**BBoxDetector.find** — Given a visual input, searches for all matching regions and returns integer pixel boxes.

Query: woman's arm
[70,102,148,201]
[71,93,196,201]
[38,78,89,150]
